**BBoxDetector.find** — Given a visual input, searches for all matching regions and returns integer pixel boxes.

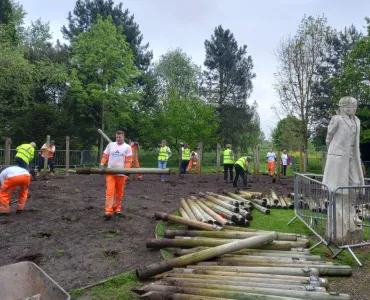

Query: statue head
[338,96,357,116]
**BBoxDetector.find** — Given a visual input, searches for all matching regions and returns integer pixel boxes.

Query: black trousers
[38,157,55,172]
[181,160,189,175]
[282,165,287,176]
[224,164,233,181]
[233,164,247,188]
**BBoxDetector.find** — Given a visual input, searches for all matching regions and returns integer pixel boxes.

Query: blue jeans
[15,157,29,170]
[158,160,167,181]
[181,160,189,175]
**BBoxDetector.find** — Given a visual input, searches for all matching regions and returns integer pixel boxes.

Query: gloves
[99,164,105,175]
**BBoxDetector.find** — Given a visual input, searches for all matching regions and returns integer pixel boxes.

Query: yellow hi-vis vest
[236,156,249,169]
[223,149,233,164]
[158,146,169,161]
[182,148,190,160]
[15,144,35,164]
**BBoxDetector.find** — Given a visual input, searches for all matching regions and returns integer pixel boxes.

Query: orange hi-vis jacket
[41,144,55,158]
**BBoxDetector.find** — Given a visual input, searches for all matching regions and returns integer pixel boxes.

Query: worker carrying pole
[99,130,132,221]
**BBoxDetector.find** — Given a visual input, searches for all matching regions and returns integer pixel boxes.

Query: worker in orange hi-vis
[99,130,132,221]
[266,147,277,177]
[129,140,143,181]
[0,166,32,215]
[186,151,199,174]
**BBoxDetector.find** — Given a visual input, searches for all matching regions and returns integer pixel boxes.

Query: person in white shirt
[0,166,31,215]
[281,149,290,178]
[266,148,276,177]
[99,131,132,220]
[37,140,56,176]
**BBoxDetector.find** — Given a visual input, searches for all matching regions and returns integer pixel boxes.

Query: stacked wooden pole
[134,190,353,300]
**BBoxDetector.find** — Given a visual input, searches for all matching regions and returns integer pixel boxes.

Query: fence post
[130,144,138,181]
[256,146,260,182]
[65,136,70,176]
[178,144,182,176]
[304,148,308,173]
[321,150,327,174]
[277,150,281,183]
[43,135,50,171]
[197,142,203,179]
[253,146,257,180]
[5,137,11,166]
[300,146,304,173]
[216,143,221,181]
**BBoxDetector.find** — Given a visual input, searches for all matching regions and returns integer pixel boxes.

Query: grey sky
[20,0,370,138]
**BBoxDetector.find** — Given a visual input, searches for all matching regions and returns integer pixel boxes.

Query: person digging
[233,156,252,191]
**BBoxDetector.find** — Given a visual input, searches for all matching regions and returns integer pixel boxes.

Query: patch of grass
[104,230,121,238]
[75,188,80,193]
[57,249,65,256]
[69,270,140,300]
[155,210,187,260]
[125,213,134,220]
[108,258,116,265]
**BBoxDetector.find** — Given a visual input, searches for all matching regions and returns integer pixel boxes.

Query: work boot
[114,212,125,218]
[36,172,40,177]
[103,214,112,221]
[50,172,55,177]
[16,210,23,214]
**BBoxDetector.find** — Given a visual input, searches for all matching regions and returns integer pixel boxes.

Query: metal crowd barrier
[331,184,370,266]
[288,174,334,253]
[290,173,370,266]
[0,149,98,169]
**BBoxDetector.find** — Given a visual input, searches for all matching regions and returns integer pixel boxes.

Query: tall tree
[311,25,361,147]
[70,15,140,151]
[204,25,256,145]
[331,28,370,145]
[273,15,332,150]
[61,0,152,71]
[0,0,19,45]
[154,48,201,99]
[143,89,218,151]
[271,115,304,151]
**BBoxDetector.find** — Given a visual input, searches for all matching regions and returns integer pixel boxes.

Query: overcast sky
[20,0,370,138]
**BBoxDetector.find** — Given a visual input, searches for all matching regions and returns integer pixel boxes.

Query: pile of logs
[133,190,353,300]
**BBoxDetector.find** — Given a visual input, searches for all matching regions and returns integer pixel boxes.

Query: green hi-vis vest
[15,144,35,164]
[182,148,190,160]
[223,149,233,164]
[158,146,169,161]
[236,156,249,169]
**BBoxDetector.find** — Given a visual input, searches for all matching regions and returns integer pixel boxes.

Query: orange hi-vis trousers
[187,160,198,174]
[105,174,126,215]
[267,161,275,176]
[0,174,31,214]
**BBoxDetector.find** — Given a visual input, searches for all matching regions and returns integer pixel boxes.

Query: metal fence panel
[289,174,333,251]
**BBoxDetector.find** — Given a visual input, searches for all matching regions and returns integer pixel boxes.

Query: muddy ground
[0,172,368,299]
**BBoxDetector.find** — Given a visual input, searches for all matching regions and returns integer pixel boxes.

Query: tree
[0,44,34,137]
[271,115,304,150]
[273,15,332,150]
[311,25,361,147]
[203,25,256,144]
[61,0,152,71]
[70,15,140,151]
[154,48,201,99]
[143,89,218,151]
[0,0,19,45]
[331,31,370,144]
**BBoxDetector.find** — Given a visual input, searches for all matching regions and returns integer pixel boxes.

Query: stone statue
[323,96,364,245]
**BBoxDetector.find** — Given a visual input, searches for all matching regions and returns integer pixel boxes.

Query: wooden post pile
[134,189,353,299]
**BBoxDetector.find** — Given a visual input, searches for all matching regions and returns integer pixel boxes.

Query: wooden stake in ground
[216,143,221,181]
[65,136,70,177]
[137,232,276,280]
